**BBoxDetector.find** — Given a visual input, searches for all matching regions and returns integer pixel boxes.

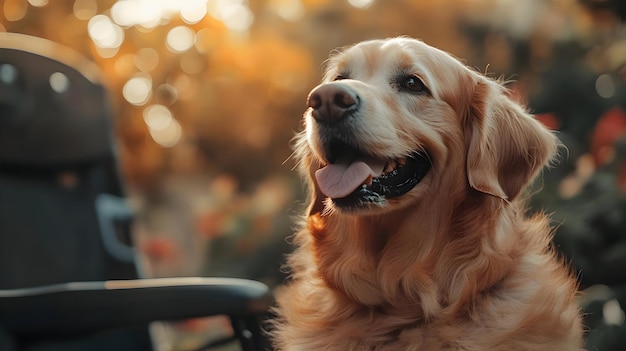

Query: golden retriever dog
[272,37,584,351]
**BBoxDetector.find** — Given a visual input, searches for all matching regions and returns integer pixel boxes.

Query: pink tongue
[315,158,385,199]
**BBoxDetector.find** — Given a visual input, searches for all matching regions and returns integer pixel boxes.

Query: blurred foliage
[4,0,626,349]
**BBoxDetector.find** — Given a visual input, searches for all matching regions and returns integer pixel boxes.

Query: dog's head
[298,37,557,216]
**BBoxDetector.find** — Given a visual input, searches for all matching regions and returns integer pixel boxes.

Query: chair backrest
[0,33,152,350]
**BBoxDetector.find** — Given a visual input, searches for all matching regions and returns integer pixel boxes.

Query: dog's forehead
[328,38,470,98]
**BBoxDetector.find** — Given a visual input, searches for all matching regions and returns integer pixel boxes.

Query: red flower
[141,237,178,261]
[591,107,626,165]
[535,112,560,131]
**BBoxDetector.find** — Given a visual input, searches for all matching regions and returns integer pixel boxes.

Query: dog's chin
[323,152,432,214]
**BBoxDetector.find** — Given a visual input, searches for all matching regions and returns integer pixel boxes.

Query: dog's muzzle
[307,83,431,210]
[308,82,360,127]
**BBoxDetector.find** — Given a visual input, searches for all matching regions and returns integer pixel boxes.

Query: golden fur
[272,37,583,351]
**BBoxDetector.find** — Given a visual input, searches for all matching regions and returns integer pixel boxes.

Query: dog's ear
[465,78,558,201]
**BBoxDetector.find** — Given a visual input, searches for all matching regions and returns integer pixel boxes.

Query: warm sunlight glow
[135,48,160,72]
[143,104,173,131]
[180,55,204,74]
[114,54,136,76]
[269,0,304,21]
[110,0,209,28]
[110,0,163,28]
[92,0,251,33]
[4,0,27,22]
[123,74,152,105]
[348,0,375,9]
[208,0,253,32]
[73,0,97,20]
[88,14,124,49]
[149,118,182,147]
[171,73,197,100]
[166,26,195,53]
[28,0,49,7]
[180,0,208,24]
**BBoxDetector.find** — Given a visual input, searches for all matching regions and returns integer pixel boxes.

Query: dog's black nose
[307,83,359,124]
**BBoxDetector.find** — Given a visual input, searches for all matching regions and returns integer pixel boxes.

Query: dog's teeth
[384,161,396,174]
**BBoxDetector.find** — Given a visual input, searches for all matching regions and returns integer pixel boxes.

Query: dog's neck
[307,191,519,320]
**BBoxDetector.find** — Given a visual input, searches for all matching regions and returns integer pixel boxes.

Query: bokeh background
[2,0,626,349]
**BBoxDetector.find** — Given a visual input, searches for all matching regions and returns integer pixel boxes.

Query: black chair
[0,32,271,351]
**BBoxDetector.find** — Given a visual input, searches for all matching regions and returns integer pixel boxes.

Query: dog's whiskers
[321,199,336,217]
[416,145,434,169]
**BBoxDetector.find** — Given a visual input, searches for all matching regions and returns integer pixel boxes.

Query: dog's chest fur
[272,202,582,351]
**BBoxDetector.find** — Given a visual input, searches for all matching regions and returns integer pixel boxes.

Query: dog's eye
[401,75,428,94]
[334,74,348,81]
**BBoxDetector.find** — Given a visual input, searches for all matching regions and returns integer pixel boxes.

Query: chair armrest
[0,277,271,339]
